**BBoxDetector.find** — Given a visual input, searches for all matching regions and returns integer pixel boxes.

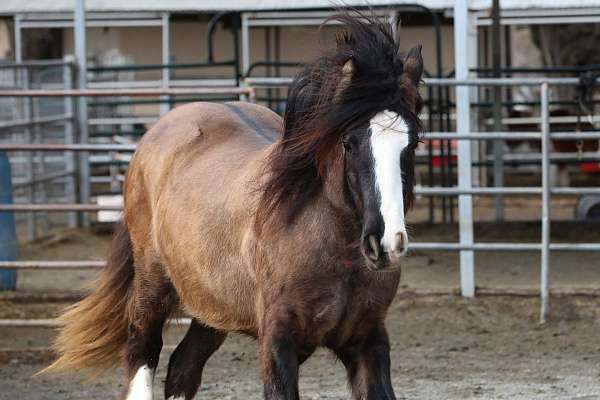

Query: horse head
[258,12,424,270]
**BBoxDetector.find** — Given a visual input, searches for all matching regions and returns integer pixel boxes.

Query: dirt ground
[1,296,599,399]
[1,219,600,399]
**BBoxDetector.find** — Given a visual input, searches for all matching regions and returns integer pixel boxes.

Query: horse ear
[402,45,423,85]
[334,58,354,102]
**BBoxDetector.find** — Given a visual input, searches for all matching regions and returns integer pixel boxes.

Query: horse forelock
[255,10,422,234]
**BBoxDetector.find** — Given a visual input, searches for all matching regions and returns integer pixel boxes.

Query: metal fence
[247,76,600,323]
[0,58,255,238]
[1,73,600,324]
[0,60,77,239]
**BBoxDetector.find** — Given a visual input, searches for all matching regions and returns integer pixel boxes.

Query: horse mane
[256,11,423,232]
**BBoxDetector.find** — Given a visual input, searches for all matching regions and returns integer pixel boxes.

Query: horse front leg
[336,324,396,400]
[259,311,310,400]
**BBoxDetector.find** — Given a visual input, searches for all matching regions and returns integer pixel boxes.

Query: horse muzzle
[362,231,408,271]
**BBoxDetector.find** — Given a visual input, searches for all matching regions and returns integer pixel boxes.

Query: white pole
[160,12,170,116]
[540,82,551,323]
[14,15,22,62]
[241,13,250,77]
[454,0,475,297]
[75,0,89,227]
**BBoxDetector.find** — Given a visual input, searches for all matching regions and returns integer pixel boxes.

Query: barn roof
[1,0,599,15]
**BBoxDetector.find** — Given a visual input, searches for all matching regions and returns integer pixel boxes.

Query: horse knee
[335,326,395,400]
[165,320,226,400]
[123,271,174,399]
[259,315,311,400]
[122,322,163,400]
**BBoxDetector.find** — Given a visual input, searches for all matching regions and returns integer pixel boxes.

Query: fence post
[540,82,551,323]
[0,151,17,291]
[454,0,475,297]
[491,0,505,221]
[31,69,49,236]
[241,13,250,78]
[22,67,36,240]
[63,56,77,228]
[75,0,90,227]
[160,12,171,116]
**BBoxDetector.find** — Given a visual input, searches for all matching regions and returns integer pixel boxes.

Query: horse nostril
[366,234,381,261]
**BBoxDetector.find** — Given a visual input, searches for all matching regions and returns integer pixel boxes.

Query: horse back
[126,101,281,208]
[123,101,282,332]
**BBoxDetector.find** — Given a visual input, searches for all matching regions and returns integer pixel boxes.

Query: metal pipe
[473,64,600,74]
[242,13,250,77]
[484,152,600,162]
[552,188,600,195]
[22,67,35,241]
[454,0,475,298]
[410,242,541,251]
[0,318,192,327]
[425,77,600,86]
[416,187,600,196]
[0,204,122,212]
[0,261,104,269]
[550,132,600,140]
[0,114,73,131]
[431,188,600,195]
[491,0,504,221]
[425,131,600,140]
[0,144,136,152]
[550,243,600,251]
[12,169,75,189]
[410,242,600,252]
[87,61,235,73]
[540,82,551,324]
[63,57,78,228]
[0,318,193,328]
[244,76,600,87]
[0,87,255,97]
[426,76,435,223]
[0,60,74,69]
[14,15,22,63]
[160,12,171,116]
[246,61,302,77]
[416,187,541,195]
[75,0,89,228]
[233,13,241,86]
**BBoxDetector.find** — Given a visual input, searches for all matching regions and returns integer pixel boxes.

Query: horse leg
[164,319,227,400]
[335,324,396,400]
[123,262,175,400]
[259,310,314,400]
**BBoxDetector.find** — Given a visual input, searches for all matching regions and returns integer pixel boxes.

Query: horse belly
[173,255,258,333]
[154,195,259,333]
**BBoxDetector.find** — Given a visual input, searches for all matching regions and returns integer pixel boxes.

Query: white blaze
[127,365,154,400]
[369,110,410,253]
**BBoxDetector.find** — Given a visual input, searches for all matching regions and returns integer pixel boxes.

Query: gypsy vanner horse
[45,13,424,400]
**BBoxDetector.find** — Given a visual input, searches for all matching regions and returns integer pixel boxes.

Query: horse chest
[310,269,401,345]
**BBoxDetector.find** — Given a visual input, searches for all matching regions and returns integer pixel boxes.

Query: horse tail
[42,221,135,376]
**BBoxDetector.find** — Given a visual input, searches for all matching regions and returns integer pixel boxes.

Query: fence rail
[2,77,600,325]
[0,144,136,152]
[0,87,256,101]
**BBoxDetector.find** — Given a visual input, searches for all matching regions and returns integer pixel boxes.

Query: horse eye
[342,139,353,153]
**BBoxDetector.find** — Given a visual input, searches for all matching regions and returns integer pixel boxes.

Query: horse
[44,13,424,400]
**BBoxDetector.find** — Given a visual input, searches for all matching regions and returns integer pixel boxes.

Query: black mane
[256,11,422,231]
